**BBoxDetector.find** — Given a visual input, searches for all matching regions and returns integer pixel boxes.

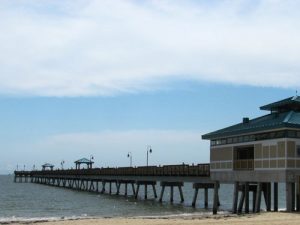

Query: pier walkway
[14,164,221,213]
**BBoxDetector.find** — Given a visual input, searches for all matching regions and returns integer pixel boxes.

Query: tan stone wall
[254,141,286,169]
[210,147,233,162]
[210,147,233,170]
[254,144,262,159]
[211,139,300,170]
[263,146,269,158]
[270,145,276,158]
[278,141,285,157]
[286,141,300,169]
[210,162,232,170]
[287,141,296,157]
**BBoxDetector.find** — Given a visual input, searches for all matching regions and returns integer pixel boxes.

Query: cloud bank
[1,0,300,96]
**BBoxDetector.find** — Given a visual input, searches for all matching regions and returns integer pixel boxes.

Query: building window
[210,130,300,146]
[297,146,300,157]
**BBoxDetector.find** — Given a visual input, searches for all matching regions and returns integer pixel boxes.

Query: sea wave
[0,215,95,224]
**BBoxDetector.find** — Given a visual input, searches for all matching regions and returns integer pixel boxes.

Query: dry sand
[6,212,300,225]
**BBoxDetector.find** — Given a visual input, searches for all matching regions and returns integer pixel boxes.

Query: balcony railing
[233,159,254,170]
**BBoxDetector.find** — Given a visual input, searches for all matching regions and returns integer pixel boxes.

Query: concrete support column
[170,186,174,203]
[135,184,140,199]
[245,182,249,213]
[192,188,199,207]
[144,185,148,199]
[238,187,245,213]
[274,182,278,212]
[296,178,300,211]
[125,183,128,196]
[255,183,262,213]
[131,183,136,196]
[204,188,208,208]
[178,186,184,203]
[159,186,165,202]
[232,182,239,214]
[286,182,294,212]
[213,181,219,215]
[152,185,157,198]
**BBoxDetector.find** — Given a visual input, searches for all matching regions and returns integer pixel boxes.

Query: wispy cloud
[1,0,300,96]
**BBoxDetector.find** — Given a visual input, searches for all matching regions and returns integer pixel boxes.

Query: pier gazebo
[75,158,94,169]
[202,96,300,212]
[42,163,54,171]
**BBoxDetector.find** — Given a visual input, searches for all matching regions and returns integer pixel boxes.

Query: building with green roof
[202,96,300,212]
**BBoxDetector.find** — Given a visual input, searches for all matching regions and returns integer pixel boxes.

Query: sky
[0,0,300,174]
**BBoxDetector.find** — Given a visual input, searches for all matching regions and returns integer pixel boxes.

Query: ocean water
[0,175,287,222]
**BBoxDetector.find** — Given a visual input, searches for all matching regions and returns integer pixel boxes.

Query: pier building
[203,96,300,212]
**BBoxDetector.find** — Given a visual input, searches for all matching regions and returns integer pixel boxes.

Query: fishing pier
[14,96,300,214]
[14,164,218,212]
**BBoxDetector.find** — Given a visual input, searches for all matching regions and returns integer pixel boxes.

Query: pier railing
[14,163,210,177]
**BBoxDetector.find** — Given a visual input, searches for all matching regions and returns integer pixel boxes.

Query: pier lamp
[146,145,153,167]
[16,164,18,171]
[23,165,25,171]
[61,160,65,170]
[90,155,94,169]
[127,152,133,167]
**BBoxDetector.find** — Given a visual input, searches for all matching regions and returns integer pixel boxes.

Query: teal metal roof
[203,96,300,140]
[202,111,300,140]
[74,158,93,164]
[260,96,300,111]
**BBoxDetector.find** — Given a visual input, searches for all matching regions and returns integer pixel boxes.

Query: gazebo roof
[42,163,54,167]
[74,158,94,164]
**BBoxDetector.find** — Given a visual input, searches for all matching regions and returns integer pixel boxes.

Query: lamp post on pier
[61,160,65,170]
[90,155,94,169]
[127,152,132,167]
[146,145,152,167]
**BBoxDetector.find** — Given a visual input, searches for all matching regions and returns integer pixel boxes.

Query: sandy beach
[6,212,300,225]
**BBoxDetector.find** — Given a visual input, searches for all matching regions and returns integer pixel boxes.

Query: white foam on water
[0,215,95,224]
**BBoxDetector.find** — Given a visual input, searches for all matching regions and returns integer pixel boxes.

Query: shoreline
[2,212,300,225]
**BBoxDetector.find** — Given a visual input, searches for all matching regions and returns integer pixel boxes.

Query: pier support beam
[237,186,245,213]
[135,181,156,199]
[232,182,239,213]
[159,186,165,202]
[192,183,214,208]
[286,182,295,212]
[255,182,262,213]
[212,181,220,215]
[101,181,106,194]
[159,182,184,203]
[116,180,135,196]
[263,183,271,211]
[296,177,300,211]
[274,182,278,212]
[244,182,249,213]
